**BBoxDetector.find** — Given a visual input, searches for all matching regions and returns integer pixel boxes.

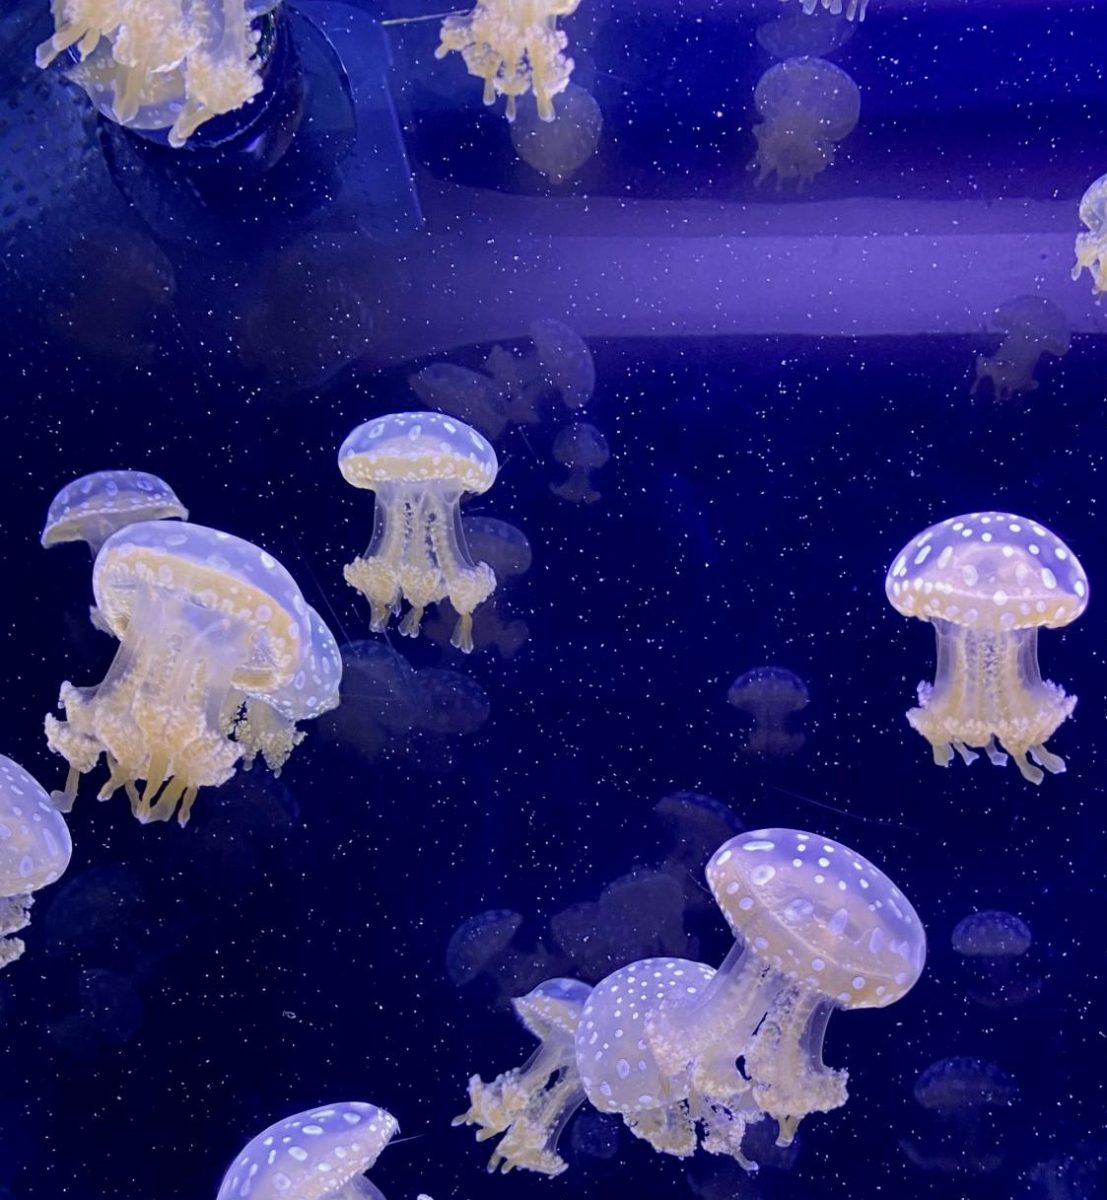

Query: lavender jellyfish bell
[41,469,187,554]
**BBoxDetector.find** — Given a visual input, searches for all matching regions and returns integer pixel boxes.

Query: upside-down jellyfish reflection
[550,423,609,504]
[727,667,809,756]
[971,296,1070,403]
[511,84,602,183]
[42,470,187,554]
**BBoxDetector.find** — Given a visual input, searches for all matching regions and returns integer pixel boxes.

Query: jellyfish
[647,829,926,1150]
[511,84,602,184]
[886,512,1089,784]
[454,976,592,1175]
[788,0,869,23]
[339,412,499,653]
[750,58,860,190]
[435,0,581,122]
[45,521,340,826]
[41,470,187,554]
[756,6,854,60]
[484,319,595,425]
[409,363,511,442]
[550,423,609,504]
[654,791,745,913]
[971,296,1071,403]
[447,910,525,986]
[1072,173,1107,296]
[951,911,1040,1009]
[48,967,144,1061]
[0,755,72,970]
[216,1101,399,1200]
[727,667,809,757]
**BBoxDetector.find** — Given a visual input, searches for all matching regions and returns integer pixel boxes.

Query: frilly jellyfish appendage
[454,978,590,1176]
[1073,173,1107,296]
[791,0,869,22]
[970,296,1070,403]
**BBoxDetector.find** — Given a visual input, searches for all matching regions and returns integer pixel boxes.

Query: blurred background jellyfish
[446,909,567,1008]
[45,521,339,825]
[727,667,809,757]
[484,319,595,426]
[971,296,1071,403]
[41,470,187,554]
[648,830,926,1149]
[1073,172,1107,296]
[787,0,869,23]
[511,84,602,184]
[654,792,745,915]
[750,58,860,190]
[886,512,1089,783]
[951,910,1041,1009]
[217,1101,399,1200]
[0,755,72,970]
[1025,1142,1107,1200]
[550,423,610,504]
[48,967,144,1062]
[756,6,854,60]
[409,363,511,442]
[339,412,499,652]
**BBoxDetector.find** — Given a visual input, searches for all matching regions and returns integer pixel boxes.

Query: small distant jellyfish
[41,470,187,554]
[647,829,926,1150]
[550,423,609,504]
[339,412,499,653]
[952,911,1040,1009]
[1072,172,1107,296]
[971,296,1071,403]
[511,85,602,184]
[727,667,809,756]
[216,1101,399,1200]
[0,754,72,970]
[886,512,1089,784]
[750,58,860,190]
[408,362,511,442]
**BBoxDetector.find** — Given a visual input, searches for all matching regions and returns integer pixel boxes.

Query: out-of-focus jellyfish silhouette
[339,413,499,653]
[41,470,187,554]
[788,0,869,23]
[750,58,860,190]
[567,1109,620,1163]
[648,830,926,1150]
[217,1101,399,1200]
[886,512,1088,783]
[447,910,568,1009]
[1025,1142,1107,1199]
[951,911,1040,1009]
[511,84,602,183]
[971,296,1070,402]
[485,319,595,425]
[409,363,511,442]
[756,6,854,60]
[436,0,581,121]
[48,967,144,1061]
[654,791,745,914]
[550,423,609,504]
[45,521,341,825]
[0,755,72,970]
[727,667,809,757]
[1073,173,1107,296]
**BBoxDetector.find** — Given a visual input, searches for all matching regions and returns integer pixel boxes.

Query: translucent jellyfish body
[41,470,187,553]
[409,363,511,442]
[339,413,499,653]
[756,6,854,60]
[217,1101,399,1200]
[648,829,926,1149]
[45,521,340,826]
[484,318,595,425]
[1072,173,1107,296]
[971,296,1070,403]
[750,57,860,190]
[727,666,809,756]
[952,911,1040,1009]
[550,423,609,504]
[0,755,72,970]
[511,84,602,183]
[886,512,1088,783]
[436,0,581,122]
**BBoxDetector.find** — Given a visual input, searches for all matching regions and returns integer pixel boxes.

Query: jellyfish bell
[971,296,1071,403]
[550,423,609,504]
[531,320,595,412]
[951,911,1040,1009]
[727,667,809,756]
[511,84,602,184]
[408,362,510,442]
[41,469,187,554]
[446,909,524,987]
[1073,172,1107,296]
[756,6,855,60]
[886,512,1089,784]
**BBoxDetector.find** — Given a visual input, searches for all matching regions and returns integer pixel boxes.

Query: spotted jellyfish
[0,754,72,970]
[886,512,1088,784]
[727,666,809,756]
[1072,172,1107,296]
[41,469,187,554]
[647,829,926,1149]
[339,413,499,654]
[216,1101,399,1200]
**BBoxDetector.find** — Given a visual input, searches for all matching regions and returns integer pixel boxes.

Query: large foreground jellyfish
[727,666,809,756]
[971,296,1070,403]
[1073,173,1107,296]
[45,521,341,825]
[41,470,187,553]
[0,755,72,970]
[886,512,1088,783]
[217,1101,399,1200]
[339,413,499,653]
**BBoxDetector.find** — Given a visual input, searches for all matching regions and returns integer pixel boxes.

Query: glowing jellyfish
[788,0,869,22]
[455,977,592,1175]
[511,84,602,184]
[435,0,581,122]
[42,470,187,554]
[216,1101,399,1200]
[648,829,926,1149]
[750,58,860,190]
[0,754,72,970]
[49,967,144,1061]
[756,6,854,60]
[447,909,525,986]
[886,512,1088,784]
[45,521,340,826]
[339,412,499,653]
[971,296,1070,403]
[1072,173,1107,296]
[952,911,1039,1009]
[409,363,511,442]
[727,667,809,756]
[550,423,609,504]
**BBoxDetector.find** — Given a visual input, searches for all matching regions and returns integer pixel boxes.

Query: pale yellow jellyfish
[1072,172,1107,296]
[339,412,499,653]
[886,512,1088,783]
[435,0,581,122]
[41,469,187,554]
[970,296,1070,403]
[510,84,602,183]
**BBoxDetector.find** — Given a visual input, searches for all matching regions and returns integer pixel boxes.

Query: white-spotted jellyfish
[1073,172,1107,296]
[41,469,187,554]
[550,423,609,504]
[727,667,809,756]
[971,296,1070,403]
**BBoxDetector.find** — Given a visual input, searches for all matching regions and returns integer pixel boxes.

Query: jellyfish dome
[216,1101,398,1200]
[339,412,500,653]
[727,666,809,756]
[0,754,72,970]
[511,85,602,184]
[41,469,187,553]
[1073,172,1107,296]
[886,512,1088,783]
